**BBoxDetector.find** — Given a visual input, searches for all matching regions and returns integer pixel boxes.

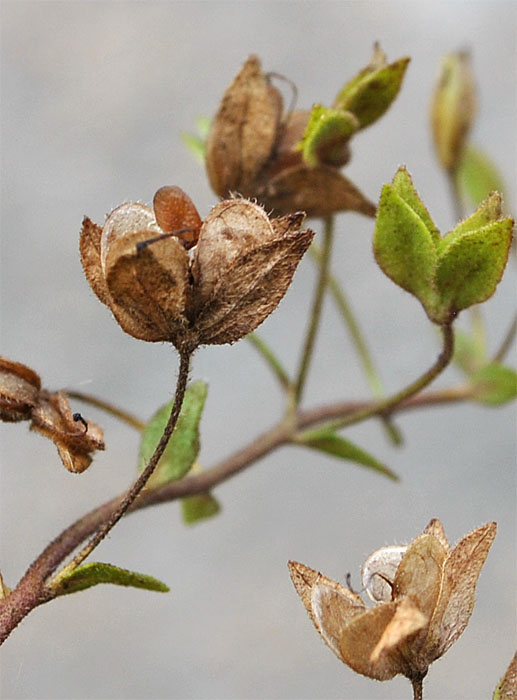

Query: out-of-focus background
[1,2,515,698]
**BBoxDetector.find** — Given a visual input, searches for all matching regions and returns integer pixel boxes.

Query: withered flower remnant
[80,187,314,349]
[0,357,104,473]
[288,519,496,689]
[205,49,409,218]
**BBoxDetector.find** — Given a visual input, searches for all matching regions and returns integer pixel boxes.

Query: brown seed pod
[153,186,202,250]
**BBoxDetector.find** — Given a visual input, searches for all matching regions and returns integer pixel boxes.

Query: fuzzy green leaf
[470,364,517,405]
[334,57,410,129]
[138,381,208,489]
[373,173,439,312]
[182,492,221,525]
[436,218,513,318]
[298,429,398,480]
[391,167,440,243]
[457,146,506,209]
[440,193,504,252]
[299,105,358,167]
[53,563,169,596]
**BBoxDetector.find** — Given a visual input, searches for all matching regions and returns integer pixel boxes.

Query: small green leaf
[334,57,410,129]
[373,172,439,311]
[297,429,399,480]
[391,167,440,243]
[53,562,169,596]
[138,381,208,489]
[470,364,517,405]
[441,192,503,247]
[299,105,358,167]
[457,146,506,209]
[182,492,221,525]
[436,218,513,318]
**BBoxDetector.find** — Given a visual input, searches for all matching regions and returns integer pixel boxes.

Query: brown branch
[0,381,472,645]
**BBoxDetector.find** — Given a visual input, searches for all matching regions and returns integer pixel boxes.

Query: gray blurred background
[1,2,515,699]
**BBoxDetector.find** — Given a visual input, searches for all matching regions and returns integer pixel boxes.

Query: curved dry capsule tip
[153,186,202,250]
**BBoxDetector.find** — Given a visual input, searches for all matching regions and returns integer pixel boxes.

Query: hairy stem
[411,676,424,700]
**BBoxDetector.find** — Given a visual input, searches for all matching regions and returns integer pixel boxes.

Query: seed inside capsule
[153,186,202,250]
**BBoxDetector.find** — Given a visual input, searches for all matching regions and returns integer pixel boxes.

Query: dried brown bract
[81,187,314,349]
[288,519,496,688]
[205,55,376,218]
[0,357,41,422]
[0,357,104,473]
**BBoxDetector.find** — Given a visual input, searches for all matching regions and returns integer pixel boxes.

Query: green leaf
[457,146,506,208]
[470,364,517,405]
[138,381,208,489]
[391,167,440,243]
[373,172,439,312]
[297,429,399,480]
[181,492,221,525]
[440,192,503,249]
[299,105,359,167]
[53,562,169,596]
[334,57,410,129]
[436,218,513,318]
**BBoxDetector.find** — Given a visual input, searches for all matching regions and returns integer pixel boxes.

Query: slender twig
[246,332,291,390]
[67,391,146,431]
[317,324,455,433]
[293,216,333,405]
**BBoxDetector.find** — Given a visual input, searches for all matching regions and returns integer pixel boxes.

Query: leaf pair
[374,167,513,325]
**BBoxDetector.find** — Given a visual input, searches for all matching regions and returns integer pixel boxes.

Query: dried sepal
[288,519,496,688]
[494,651,517,700]
[1,357,104,473]
[196,222,314,344]
[106,229,190,343]
[81,190,314,349]
[80,217,111,306]
[258,165,376,218]
[0,357,41,422]
[205,55,283,197]
[31,392,105,474]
